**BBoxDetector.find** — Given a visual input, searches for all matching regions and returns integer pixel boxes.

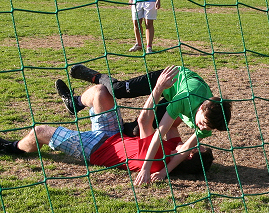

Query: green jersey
[162,66,213,138]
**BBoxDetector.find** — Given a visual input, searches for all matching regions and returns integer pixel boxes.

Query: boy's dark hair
[170,148,214,175]
[202,97,232,131]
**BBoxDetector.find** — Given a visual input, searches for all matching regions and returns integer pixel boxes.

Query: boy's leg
[70,64,163,99]
[80,84,114,114]
[0,86,116,155]
[0,125,56,154]
[113,69,162,98]
[56,78,115,115]
[17,125,57,152]
[55,79,85,115]
[83,84,123,138]
[69,64,118,97]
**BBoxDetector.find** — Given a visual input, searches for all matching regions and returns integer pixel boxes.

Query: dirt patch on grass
[20,35,90,49]
[2,35,91,49]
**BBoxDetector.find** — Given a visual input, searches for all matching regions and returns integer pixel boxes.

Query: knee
[95,84,110,98]
[145,20,154,29]
[30,125,47,137]
[94,85,114,109]
[134,20,142,28]
[34,125,46,132]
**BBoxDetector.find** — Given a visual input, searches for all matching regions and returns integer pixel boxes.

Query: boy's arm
[134,65,179,185]
[134,111,175,185]
[138,66,178,138]
[138,84,164,138]
[151,134,202,181]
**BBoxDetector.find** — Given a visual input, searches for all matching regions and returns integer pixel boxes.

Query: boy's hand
[134,169,150,185]
[155,65,179,91]
[151,171,166,182]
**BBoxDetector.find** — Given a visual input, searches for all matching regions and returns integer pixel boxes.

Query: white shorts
[131,2,157,20]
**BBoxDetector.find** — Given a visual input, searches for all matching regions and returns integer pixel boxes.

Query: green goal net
[0,0,268,212]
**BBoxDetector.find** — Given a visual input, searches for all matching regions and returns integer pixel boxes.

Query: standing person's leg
[129,18,143,52]
[134,18,143,47]
[129,1,144,52]
[145,19,154,53]
[144,1,157,53]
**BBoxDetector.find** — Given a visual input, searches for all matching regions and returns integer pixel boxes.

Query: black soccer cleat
[70,64,100,83]
[55,79,75,115]
[0,137,14,154]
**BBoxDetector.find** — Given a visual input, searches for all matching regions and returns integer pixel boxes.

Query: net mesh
[0,0,268,212]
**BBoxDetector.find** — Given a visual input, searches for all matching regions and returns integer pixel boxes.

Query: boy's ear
[198,104,203,111]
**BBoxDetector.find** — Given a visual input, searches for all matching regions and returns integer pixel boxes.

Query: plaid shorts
[49,107,123,160]
[90,107,123,135]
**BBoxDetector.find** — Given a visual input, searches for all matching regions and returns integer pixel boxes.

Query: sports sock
[10,141,25,154]
[68,96,85,113]
[76,96,85,110]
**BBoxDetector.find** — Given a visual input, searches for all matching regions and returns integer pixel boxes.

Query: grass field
[0,0,269,212]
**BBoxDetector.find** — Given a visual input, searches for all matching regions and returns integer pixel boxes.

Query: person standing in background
[129,0,160,53]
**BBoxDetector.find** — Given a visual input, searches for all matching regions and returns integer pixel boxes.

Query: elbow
[137,113,146,128]
[137,112,153,130]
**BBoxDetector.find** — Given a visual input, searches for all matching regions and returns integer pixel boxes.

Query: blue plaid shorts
[49,107,123,160]
[89,107,123,135]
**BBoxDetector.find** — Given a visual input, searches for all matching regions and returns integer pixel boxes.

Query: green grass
[1,177,269,213]
[0,0,269,212]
